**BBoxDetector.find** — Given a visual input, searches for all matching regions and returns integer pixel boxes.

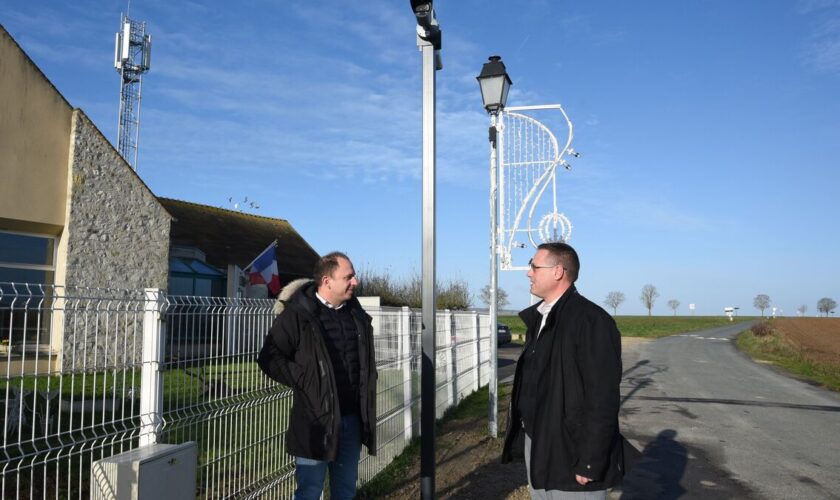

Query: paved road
[616,322,840,499]
[498,342,522,385]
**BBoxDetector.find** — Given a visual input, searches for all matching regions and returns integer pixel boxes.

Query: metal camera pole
[410,2,442,499]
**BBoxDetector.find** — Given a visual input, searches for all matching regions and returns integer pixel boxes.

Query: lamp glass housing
[477,56,512,114]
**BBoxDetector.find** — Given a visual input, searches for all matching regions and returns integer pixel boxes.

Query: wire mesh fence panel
[158,294,292,499]
[0,283,147,500]
[1,283,491,499]
[478,314,493,388]
[452,312,480,404]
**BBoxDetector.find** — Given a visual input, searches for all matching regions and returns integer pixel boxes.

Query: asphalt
[495,324,840,499]
[497,342,521,385]
[616,322,840,499]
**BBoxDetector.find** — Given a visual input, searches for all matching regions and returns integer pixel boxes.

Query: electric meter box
[91,442,197,500]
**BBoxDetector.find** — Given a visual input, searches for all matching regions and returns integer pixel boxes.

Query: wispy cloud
[798,1,840,73]
[802,18,840,73]
[796,0,840,14]
[559,14,626,47]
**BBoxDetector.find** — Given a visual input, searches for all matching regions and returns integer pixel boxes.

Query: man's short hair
[313,251,351,283]
[537,242,580,283]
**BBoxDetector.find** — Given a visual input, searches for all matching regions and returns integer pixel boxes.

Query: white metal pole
[488,113,499,438]
[419,33,437,500]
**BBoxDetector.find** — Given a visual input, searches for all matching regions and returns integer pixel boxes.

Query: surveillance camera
[567,148,581,158]
[411,1,434,30]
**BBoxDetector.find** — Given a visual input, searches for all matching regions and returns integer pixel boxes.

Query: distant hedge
[355,268,471,310]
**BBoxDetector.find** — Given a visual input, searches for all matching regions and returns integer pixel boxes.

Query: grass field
[499,314,752,339]
[736,318,840,392]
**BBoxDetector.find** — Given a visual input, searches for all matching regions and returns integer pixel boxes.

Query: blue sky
[4,0,839,315]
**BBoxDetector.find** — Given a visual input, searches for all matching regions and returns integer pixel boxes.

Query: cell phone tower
[114,12,151,171]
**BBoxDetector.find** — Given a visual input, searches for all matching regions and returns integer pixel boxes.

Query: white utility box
[91,442,197,500]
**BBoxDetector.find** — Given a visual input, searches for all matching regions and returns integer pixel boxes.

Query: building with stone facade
[1,26,319,369]
[1,25,171,369]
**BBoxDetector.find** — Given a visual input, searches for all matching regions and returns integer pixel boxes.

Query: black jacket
[257,279,377,461]
[501,286,624,491]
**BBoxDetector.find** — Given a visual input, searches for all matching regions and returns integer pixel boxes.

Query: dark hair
[313,251,351,283]
[537,242,580,283]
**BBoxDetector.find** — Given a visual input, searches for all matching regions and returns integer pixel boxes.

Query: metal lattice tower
[114,13,151,171]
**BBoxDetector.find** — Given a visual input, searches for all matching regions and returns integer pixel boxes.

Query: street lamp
[411,2,442,499]
[477,55,511,439]
[477,55,512,114]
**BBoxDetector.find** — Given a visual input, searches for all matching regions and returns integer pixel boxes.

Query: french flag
[248,241,281,295]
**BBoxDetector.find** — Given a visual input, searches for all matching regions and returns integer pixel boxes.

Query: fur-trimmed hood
[272,278,370,320]
[273,278,313,315]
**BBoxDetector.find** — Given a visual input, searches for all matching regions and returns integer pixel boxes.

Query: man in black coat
[502,242,624,498]
[257,252,377,500]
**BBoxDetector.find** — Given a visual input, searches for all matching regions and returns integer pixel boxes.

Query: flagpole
[243,239,278,272]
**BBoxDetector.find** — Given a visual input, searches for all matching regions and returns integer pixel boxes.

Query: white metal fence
[0,283,492,498]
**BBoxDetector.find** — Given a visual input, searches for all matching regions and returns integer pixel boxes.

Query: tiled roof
[158,198,318,282]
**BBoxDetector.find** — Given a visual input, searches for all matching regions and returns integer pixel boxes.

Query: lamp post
[477,55,511,438]
[411,2,442,499]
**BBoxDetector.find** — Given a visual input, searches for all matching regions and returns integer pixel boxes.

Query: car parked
[497,323,512,345]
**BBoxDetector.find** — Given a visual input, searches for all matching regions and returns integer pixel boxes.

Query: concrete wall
[0,26,72,234]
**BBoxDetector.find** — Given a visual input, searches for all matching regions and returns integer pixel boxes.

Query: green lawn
[499,314,753,339]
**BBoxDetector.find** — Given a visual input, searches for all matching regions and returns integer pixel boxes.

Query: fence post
[140,288,165,446]
[400,306,413,441]
[474,312,481,392]
[451,312,461,404]
[443,309,454,411]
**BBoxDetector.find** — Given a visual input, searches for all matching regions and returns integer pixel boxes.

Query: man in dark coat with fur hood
[502,242,624,499]
[258,252,376,500]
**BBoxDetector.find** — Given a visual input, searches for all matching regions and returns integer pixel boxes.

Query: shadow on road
[621,359,668,406]
[626,395,840,413]
[616,429,687,500]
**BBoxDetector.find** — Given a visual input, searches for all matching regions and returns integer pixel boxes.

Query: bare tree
[479,284,509,310]
[640,284,659,316]
[817,297,837,317]
[603,291,626,315]
[753,294,771,317]
[797,305,808,316]
[667,299,680,316]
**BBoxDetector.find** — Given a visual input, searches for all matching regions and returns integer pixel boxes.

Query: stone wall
[62,110,171,366]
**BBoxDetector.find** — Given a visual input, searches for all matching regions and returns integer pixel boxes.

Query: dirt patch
[372,338,651,499]
[774,318,840,365]
[375,389,530,500]
[621,337,653,349]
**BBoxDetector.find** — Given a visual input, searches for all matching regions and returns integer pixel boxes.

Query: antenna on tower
[114,11,151,171]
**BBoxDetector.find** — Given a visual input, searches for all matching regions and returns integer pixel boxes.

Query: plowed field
[774,318,840,365]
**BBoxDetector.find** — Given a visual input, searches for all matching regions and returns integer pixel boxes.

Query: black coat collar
[519,285,578,333]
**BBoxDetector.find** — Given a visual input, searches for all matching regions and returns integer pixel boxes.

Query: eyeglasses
[528,259,565,271]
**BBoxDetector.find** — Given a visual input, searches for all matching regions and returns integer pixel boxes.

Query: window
[167,257,227,343]
[0,230,57,349]
[0,231,56,285]
[167,257,226,297]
